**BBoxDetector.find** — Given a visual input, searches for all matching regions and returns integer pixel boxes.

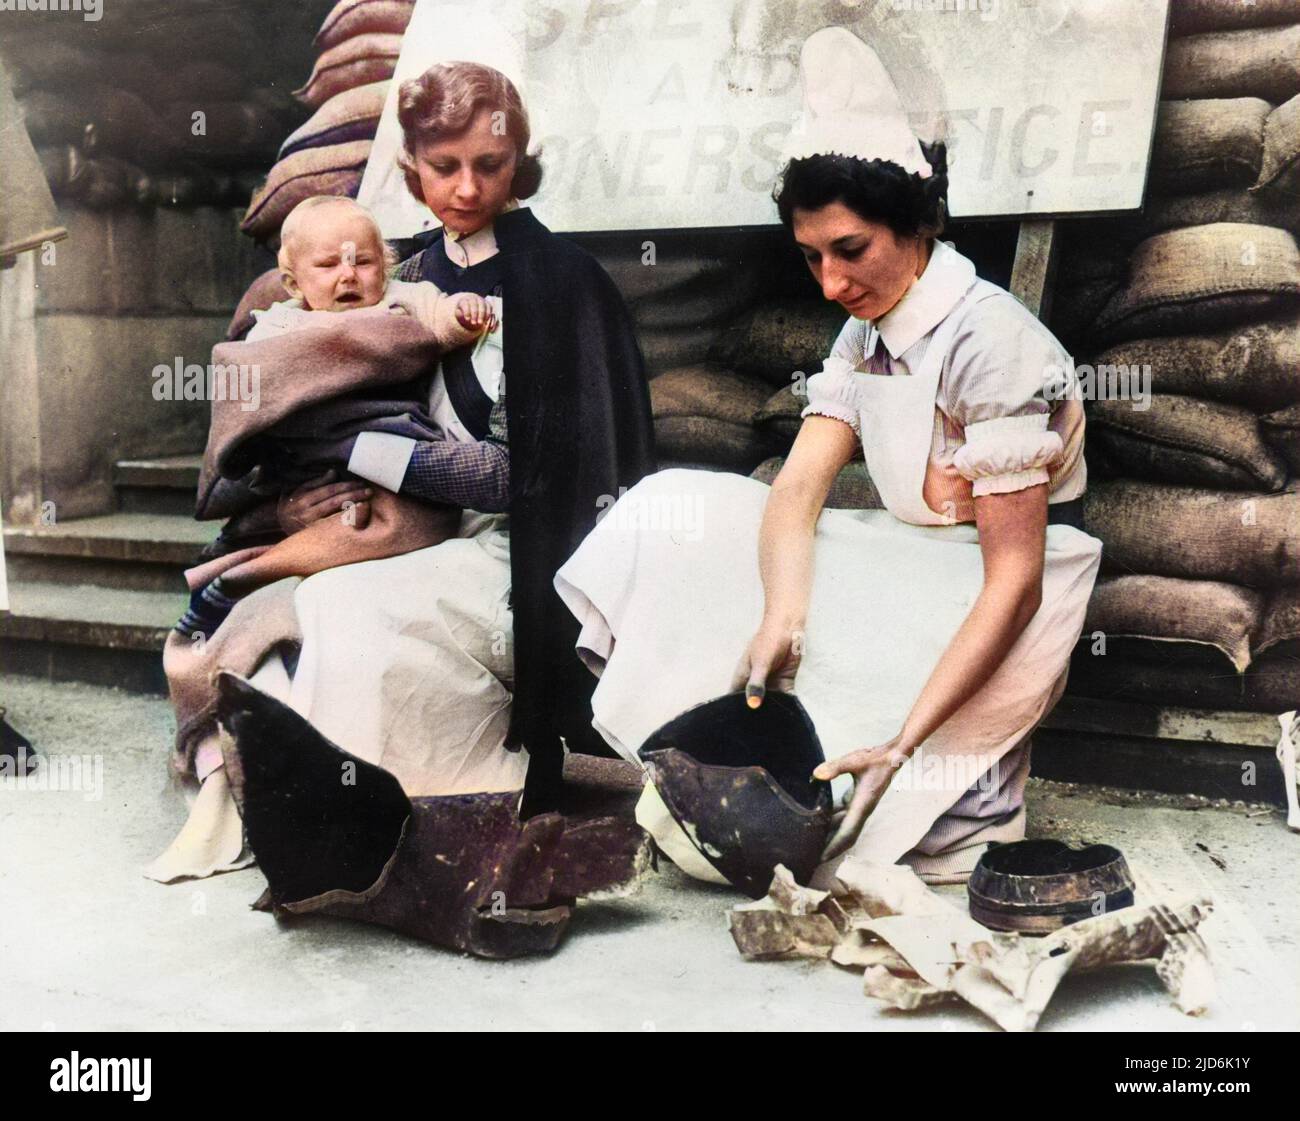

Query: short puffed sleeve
[799,317,864,435]
[945,295,1068,498]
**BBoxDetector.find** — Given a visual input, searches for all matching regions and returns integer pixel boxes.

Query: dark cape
[402,207,656,799]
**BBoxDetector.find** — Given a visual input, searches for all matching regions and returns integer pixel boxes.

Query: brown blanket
[173,314,462,777]
[196,314,449,518]
[165,578,302,779]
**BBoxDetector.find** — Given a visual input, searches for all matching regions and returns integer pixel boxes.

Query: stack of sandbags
[1058,2,1300,713]
[647,296,850,473]
[2,4,318,212]
[580,230,775,376]
[650,363,771,472]
[241,0,414,243]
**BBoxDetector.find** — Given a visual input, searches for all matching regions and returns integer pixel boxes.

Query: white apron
[555,284,1103,884]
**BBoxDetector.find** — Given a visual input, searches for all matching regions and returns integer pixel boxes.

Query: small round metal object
[968,839,1135,933]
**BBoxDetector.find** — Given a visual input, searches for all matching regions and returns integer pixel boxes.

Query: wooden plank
[1009,218,1059,321]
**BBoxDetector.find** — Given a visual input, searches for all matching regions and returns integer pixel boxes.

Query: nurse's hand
[730,620,805,709]
[814,735,911,860]
[278,470,372,533]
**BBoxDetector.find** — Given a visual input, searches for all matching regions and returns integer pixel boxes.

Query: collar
[870,239,977,360]
[442,198,520,267]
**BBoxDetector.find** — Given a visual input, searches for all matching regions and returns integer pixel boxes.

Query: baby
[247,194,497,345]
[179,197,496,638]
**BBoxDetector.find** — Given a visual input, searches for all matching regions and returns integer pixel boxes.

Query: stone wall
[1,206,271,523]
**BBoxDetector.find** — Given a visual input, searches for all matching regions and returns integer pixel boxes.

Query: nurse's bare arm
[815,482,1048,848]
[732,415,858,703]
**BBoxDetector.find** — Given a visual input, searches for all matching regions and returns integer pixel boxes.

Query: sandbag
[16,91,86,147]
[279,80,389,159]
[750,456,883,510]
[637,324,725,378]
[654,416,769,471]
[1260,402,1300,473]
[1150,98,1270,193]
[1163,25,1300,103]
[1257,583,1300,657]
[1083,479,1300,588]
[1063,641,1300,713]
[1049,276,1125,350]
[315,0,416,51]
[1170,0,1300,37]
[1255,93,1300,196]
[651,363,769,424]
[582,234,771,374]
[651,364,771,470]
[3,40,100,95]
[582,232,770,331]
[1090,316,1300,412]
[1056,226,1135,282]
[86,8,260,69]
[80,86,179,169]
[294,34,402,109]
[240,140,372,243]
[1082,574,1264,672]
[1139,186,1299,239]
[147,61,247,105]
[249,87,307,128]
[38,144,150,208]
[1087,395,1289,491]
[1095,223,1300,343]
[159,101,283,165]
[61,154,152,209]
[711,299,847,386]
[753,384,808,455]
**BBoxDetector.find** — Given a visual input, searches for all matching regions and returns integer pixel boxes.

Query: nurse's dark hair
[396,60,543,202]
[772,139,948,238]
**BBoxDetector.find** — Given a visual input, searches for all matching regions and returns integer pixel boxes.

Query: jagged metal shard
[217,672,651,959]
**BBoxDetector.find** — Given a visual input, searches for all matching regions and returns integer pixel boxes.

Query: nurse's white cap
[779,26,933,179]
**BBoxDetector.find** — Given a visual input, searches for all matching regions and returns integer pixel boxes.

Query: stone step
[3,511,217,591]
[0,580,187,694]
[114,454,202,517]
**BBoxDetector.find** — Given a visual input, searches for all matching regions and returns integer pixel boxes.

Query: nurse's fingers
[813,745,880,782]
[730,644,772,708]
[728,652,751,696]
[821,778,877,861]
[744,658,769,709]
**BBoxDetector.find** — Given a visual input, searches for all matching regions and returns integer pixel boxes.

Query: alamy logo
[49,1053,151,1101]
[152,358,260,412]
[0,0,102,20]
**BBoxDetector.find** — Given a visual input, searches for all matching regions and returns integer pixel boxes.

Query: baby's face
[286,210,387,312]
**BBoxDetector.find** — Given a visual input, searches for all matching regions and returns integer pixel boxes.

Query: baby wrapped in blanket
[181,196,500,637]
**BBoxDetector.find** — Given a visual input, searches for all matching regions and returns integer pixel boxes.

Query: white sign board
[360,0,1170,236]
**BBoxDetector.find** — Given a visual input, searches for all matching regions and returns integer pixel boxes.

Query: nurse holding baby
[149,60,654,884]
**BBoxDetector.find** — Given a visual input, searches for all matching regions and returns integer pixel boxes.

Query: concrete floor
[1,675,1296,1032]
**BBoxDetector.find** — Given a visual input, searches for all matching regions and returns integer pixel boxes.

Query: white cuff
[971,467,1052,498]
[801,359,863,435]
[954,413,1062,493]
[347,432,417,492]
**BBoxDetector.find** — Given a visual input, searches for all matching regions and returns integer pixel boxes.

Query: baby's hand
[454,293,497,334]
